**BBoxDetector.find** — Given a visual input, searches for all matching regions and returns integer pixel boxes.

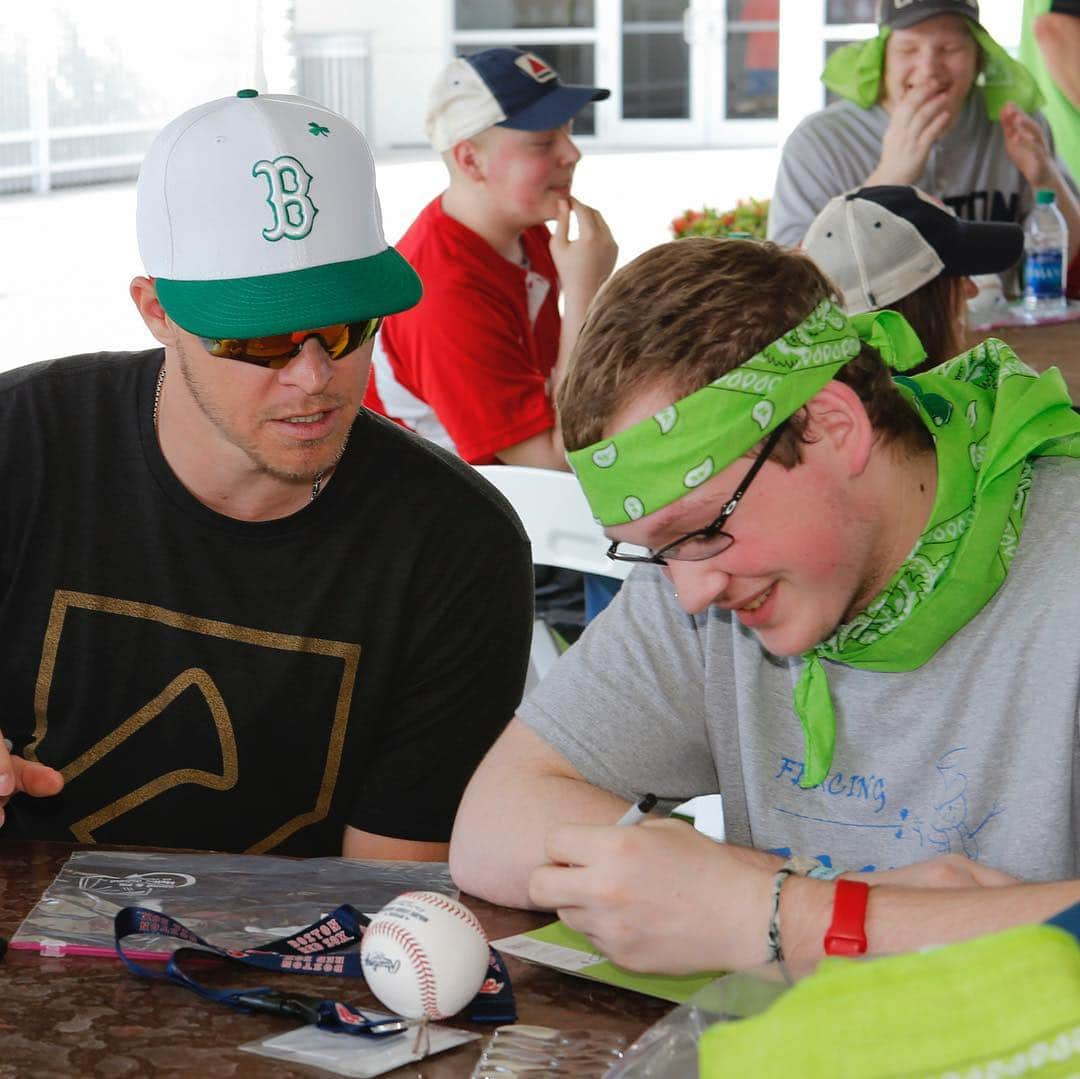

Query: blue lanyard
[114,903,516,1033]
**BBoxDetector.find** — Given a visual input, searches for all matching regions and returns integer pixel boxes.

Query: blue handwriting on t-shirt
[774,756,887,813]
[770,746,1005,863]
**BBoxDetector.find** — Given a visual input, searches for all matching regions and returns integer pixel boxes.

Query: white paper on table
[489,932,600,973]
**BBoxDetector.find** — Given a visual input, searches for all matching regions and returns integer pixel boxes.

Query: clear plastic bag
[10,849,456,957]
[471,1023,629,1077]
[602,967,791,1078]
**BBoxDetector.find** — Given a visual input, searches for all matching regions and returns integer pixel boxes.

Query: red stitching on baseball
[403,891,487,940]
[365,921,440,1017]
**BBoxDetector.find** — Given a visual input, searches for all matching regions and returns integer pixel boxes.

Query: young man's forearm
[781,876,1080,966]
[451,771,627,906]
[449,722,629,906]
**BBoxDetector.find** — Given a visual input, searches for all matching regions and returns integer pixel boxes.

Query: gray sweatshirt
[767,93,1072,248]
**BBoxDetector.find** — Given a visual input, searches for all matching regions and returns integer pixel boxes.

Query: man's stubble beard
[174,339,355,485]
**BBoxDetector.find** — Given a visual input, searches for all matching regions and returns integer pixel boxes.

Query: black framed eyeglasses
[606,421,787,566]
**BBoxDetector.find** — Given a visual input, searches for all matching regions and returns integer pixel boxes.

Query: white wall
[294,0,447,147]
[979,0,1023,51]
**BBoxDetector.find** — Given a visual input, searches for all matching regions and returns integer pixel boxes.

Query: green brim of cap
[156,246,422,338]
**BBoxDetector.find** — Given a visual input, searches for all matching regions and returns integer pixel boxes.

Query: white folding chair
[475,465,631,693]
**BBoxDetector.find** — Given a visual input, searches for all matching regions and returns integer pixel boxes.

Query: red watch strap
[824,879,870,956]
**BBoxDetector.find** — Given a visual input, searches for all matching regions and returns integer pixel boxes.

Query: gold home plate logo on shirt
[23,590,360,851]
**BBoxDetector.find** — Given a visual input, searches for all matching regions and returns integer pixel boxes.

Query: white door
[598,0,780,147]
[448,0,784,148]
[597,0,699,143]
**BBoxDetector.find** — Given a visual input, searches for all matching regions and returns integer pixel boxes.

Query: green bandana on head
[568,306,1080,790]
[822,24,1044,120]
[567,300,925,528]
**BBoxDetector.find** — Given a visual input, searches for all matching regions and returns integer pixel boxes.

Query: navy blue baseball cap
[426,47,610,151]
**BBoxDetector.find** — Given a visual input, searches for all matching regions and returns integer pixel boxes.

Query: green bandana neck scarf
[822,24,1044,121]
[799,339,1080,786]
[569,309,1080,789]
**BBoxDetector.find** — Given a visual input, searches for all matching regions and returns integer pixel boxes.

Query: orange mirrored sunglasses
[199,317,382,368]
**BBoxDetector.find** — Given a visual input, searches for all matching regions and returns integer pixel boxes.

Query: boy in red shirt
[365,47,617,471]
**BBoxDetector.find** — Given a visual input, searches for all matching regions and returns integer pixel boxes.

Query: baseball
[360,891,489,1020]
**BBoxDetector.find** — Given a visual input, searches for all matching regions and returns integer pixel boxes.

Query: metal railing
[0,1,292,196]
[0,120,165,194]
[0,20,164,195]
[0,31,371,196]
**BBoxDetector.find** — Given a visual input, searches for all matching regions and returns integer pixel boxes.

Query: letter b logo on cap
[253,155,318,242]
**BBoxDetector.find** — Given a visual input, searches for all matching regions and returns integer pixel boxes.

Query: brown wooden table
[967,314,1080,400]
[0,842,672,1077]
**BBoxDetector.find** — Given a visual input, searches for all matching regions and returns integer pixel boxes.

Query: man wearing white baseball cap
[0,90,533,859]
[768,0,1080,296]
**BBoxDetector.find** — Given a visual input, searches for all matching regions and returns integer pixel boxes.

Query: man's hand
[0,735,64,828]
[867,83,953,186]
[999,101,1057,190]
[1000,101,1080,263]
[527,818,777,974]
[526,818,1026,975]
[549,196,617,311]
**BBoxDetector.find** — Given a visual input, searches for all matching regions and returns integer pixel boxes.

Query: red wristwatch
[823,879,870,956]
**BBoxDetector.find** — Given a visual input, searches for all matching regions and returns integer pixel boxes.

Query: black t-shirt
[0,350,533,855]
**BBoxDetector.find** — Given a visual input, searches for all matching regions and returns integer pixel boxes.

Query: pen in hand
[615,792,657,827]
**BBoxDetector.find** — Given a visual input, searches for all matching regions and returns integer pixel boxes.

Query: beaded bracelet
[766,863,797,963]
[809,863,844,881]
[766,856,844,962]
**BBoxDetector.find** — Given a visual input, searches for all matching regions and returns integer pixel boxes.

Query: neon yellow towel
[699,924,1080,1078]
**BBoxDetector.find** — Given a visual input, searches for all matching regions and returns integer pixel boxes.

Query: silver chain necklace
[153,363,325,502]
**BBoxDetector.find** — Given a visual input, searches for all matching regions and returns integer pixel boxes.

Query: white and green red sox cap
[136,89,421,339]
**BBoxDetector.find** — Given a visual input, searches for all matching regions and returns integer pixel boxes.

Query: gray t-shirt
[767,94,1070,248]
[519,458,1080,880]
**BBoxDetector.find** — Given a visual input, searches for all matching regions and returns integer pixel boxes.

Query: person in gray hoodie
[768,0,1080,284]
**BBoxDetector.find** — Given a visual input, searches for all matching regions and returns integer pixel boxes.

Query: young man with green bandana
[768,0,1080,288]
[450,236,1080,973]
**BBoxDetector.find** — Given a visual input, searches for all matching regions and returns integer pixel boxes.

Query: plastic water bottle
[1023,189,1068,317]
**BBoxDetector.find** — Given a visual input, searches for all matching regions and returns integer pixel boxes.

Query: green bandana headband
[568,300,925,527]
[822,24,1044,120]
